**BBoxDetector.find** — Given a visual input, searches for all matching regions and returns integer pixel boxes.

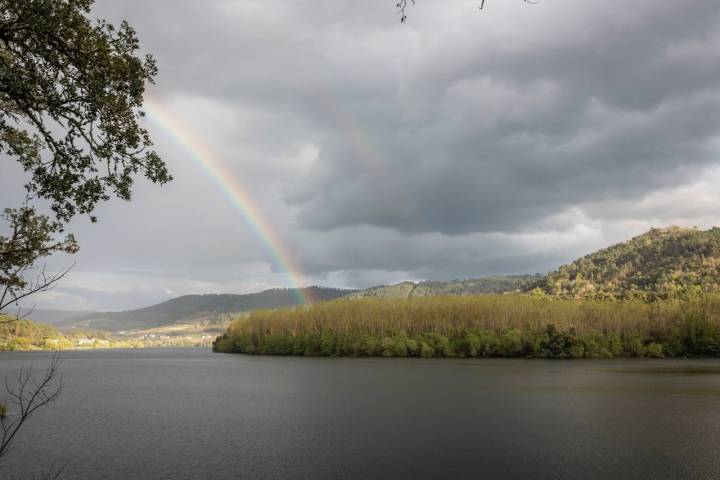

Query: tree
[0,0,170,315]
[0,207,78,322]
[0,1,166,473]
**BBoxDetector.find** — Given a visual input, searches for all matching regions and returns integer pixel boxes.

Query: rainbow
[143,97,313,304]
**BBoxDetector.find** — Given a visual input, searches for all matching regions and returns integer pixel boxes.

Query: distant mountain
[51,276,545,331]
[535,226,720,300]
[57,287,354,331]
[349,275,541,299]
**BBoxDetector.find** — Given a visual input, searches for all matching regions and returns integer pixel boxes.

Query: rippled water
[1,349,719,479]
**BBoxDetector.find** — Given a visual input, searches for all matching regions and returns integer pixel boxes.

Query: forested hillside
[536,227,720,300]
[0,318,69,350]
[59,287,354,331]
[350,275,539,299]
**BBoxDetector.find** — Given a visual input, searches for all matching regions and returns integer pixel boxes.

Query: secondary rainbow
[144,98,312,304]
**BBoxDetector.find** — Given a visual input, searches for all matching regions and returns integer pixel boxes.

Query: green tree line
[213,295,720,358]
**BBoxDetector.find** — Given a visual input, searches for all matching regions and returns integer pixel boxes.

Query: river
[1,349,719,479]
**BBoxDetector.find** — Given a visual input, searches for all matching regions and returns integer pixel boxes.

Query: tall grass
[213,295,720,358]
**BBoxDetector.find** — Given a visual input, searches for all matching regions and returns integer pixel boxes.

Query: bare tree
[0,353,63,458]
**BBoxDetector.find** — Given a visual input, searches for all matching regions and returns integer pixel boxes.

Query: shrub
[495,329,523,357]
[645,342,664,358]
[458,333,481,357]
[419,341,435,358]
[425,333,454,357]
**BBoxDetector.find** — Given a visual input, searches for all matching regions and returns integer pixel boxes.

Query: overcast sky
[3,0,720,311]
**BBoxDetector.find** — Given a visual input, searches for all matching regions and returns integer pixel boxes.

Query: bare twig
[0,264,74,324]
[0,264,74,314]
[396,0,415,23]
[399,0,541,20]
[0,353,63,458]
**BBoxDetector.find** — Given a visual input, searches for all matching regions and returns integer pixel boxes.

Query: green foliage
[1,0,170,223]
[537,324,577,358]
[645,343,664,358]
[1,0,170,315]
[0,403,6,418]
[214,295,720,358]
[535,227,720,301]
[0,207,79,313]
[0,317,67,350]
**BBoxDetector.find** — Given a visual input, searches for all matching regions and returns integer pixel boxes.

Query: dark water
[1,350,720,479]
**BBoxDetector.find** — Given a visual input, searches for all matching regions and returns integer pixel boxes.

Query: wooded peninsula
[214,227,720,358]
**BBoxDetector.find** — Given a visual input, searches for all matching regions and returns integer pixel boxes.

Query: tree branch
[0,352,62,458]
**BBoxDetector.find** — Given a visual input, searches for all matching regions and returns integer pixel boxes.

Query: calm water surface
[1,349,720,479]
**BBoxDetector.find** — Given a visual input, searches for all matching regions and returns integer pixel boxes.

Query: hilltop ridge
[535,226,720,300]
[55,287,353,331]
[349,275,539,299]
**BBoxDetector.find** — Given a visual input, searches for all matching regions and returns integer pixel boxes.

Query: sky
[3,0,720,311]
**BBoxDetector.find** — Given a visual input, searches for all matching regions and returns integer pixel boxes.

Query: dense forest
[213,295,720,358]
[536,227,720,300]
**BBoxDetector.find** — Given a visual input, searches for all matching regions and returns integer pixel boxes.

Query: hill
[57,287,354,332]
[536,226,720,300]
[0,317,68,350]
[349,275,540,299]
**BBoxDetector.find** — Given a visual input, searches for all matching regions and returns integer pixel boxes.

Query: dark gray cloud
[2,0,720,310]
[284,1,720,234]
